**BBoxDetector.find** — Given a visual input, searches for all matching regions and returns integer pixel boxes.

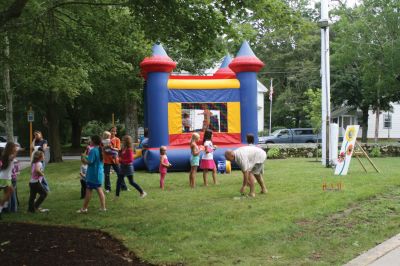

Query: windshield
[271,130,282,136]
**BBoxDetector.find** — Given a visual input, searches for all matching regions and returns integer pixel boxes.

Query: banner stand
[354,142,380,173]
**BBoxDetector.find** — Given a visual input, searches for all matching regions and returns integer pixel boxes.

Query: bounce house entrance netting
[181,103,228,133]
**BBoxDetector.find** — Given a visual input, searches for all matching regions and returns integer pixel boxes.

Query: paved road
[17,156,80,170]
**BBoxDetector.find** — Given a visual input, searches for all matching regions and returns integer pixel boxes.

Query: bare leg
[248,173,256,197]
[203,169,208,186]
[190,166,197,188]
[254,174,268,193]
[0,186,14,206]
[240,171,247,195]
[96,188,106,210]
[212,168,217,184]
[82,189,92,209]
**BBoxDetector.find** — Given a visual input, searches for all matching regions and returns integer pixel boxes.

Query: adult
[103,127,127,193]
[225,146,268,197]
[31,131,48,156]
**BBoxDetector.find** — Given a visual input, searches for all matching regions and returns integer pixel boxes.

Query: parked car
[0,136,21,150]
[258,128,320,144]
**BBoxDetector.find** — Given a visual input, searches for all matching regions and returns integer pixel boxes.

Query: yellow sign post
[27,106,34,155]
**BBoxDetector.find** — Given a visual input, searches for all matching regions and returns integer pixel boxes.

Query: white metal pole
[320,0,330,166]
[321,28,327,166]
[269,79,273,135]
[326,26,332,164]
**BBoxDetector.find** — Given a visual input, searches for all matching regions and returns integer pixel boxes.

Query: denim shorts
[120,163,134,176]
[190,155,200,166]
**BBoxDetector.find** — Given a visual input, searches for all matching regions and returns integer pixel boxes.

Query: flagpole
[269,78,273,135]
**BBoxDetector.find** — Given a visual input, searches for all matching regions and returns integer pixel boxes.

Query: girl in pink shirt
[116,135,146,198]
[28,151,49,213]
[159,146,171,190]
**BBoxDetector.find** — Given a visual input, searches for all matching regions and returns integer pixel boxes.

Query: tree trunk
[71,118,82,148]
[125,100,138,142]
[361,106,369,143]
[374,107,380,143]
[0,0,29,27]
[3,33,14,142]
[47,92,63,162]
[66,103,82,148]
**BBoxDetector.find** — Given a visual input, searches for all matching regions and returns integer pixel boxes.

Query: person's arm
[86,148,97,165]
[160,155,170,167]
[191,143,200,156]
[242,171,250,187]
[42,140,48,151]
[129,148,134,162]
[35,163,45,177]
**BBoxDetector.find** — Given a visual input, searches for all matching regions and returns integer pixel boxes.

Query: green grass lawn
[3,158,400,265]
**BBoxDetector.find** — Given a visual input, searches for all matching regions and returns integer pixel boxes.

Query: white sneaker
[38,208,50,213]
[105,190,110,193]
[140,192,147,198]
[77,208,88,214]
[99,208,107,212]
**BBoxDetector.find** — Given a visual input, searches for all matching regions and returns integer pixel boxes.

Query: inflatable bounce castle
[134,41,264,172]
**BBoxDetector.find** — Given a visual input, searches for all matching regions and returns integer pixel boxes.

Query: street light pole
[319,0,331,167]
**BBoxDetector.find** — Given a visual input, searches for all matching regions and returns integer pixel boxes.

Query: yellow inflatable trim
[168,79,240,89]
[134,149,142,159]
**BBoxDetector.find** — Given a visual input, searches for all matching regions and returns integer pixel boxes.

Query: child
[77,135,106,213]
[189,133,201,188]
[159,146,171,190]
[116,135,147,198]
[182,113,191,132]
[0,142,18,214]
[7,158,20,212]
[79,155,88,199]
[102,131,118,158]
[28,150,49,213]
[199,129,217,186]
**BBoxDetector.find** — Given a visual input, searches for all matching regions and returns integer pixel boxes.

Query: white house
[331,102,400,139]
[257,80,268,132]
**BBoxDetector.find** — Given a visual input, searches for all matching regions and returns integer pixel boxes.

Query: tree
[331,0,400,142]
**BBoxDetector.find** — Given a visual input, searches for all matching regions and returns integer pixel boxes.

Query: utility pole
[319,0,331,167]
[269,78,273,136]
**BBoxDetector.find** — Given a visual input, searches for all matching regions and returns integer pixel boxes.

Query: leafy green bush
[369,146,381,157]
[267,147,281,159]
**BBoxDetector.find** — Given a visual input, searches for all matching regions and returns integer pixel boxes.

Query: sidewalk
[345,233,400,266]
[17,156,80,170]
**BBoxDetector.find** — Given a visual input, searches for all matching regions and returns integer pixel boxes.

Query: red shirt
[120,148,134,165]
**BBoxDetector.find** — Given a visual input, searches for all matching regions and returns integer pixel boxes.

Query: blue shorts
[86,181,102,190]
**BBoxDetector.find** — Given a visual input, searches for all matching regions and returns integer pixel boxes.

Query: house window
[383,113,392,129]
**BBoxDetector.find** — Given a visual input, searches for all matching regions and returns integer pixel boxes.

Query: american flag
[269,79,274,101]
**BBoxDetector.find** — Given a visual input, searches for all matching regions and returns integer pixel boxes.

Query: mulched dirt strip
[0,222,154,266]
